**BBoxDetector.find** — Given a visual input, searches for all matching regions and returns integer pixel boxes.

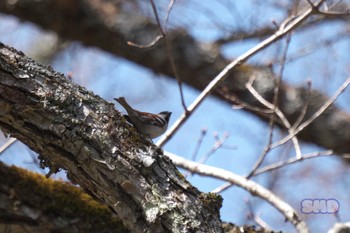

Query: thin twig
[248,77,350,177]
[157,0,326,147]
[0,138,17,154]
[246,199,272,230]
[211,182,231,194]
[286,31,350,63]
[211,150,333,194]
[291,81,312,131]
[164,0,176,29]
[149,0,187,110]
[190,128,207,162]
[186,133,230,178]
[127,35,163,48]
[247,32,298,177]
[184,128,207,177]
[231,100,273,114]
[196,133,229,164]
[149,0,165,35]
[254,150,334,175]
[127,0,186,109]
[127,0,165,48]
[245,78,302,177]
[271,77,350,149]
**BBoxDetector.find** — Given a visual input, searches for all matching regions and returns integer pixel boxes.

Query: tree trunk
[0,43,224,233]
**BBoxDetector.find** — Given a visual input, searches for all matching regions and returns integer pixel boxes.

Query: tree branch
[0,43,223,233]
[165,151,310,233]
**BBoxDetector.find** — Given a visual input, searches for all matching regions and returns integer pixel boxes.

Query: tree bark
[0,162,129,233]
[1,0,349,154]
[0,43,224,233]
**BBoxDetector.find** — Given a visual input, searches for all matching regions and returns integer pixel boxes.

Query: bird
[114,97,171,139]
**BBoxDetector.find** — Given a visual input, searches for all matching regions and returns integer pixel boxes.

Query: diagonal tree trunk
[0,43,224,233]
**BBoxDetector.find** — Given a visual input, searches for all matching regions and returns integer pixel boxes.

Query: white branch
[165,151,310,233]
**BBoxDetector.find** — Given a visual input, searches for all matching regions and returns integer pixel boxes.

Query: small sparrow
[114,97,171,139]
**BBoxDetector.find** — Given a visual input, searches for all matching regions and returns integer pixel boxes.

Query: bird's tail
[114,97,134,112]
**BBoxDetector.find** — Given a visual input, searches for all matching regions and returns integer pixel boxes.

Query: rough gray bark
[0,43,224,233]
[1,0,350,154]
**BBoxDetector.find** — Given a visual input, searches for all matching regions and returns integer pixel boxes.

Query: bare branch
[164,0,176,29]
[245,76,302,178]
[157,0,327,147]
[149,0,187,110]
[291,81,312,131]
[0,137,17,154]
[254,150,334,175]
[127,35,163,48]
[185,132,230,178]
[245,199,272,230]
[211,149,333,194]
[271,77,350,148]
[165,151,310,233]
